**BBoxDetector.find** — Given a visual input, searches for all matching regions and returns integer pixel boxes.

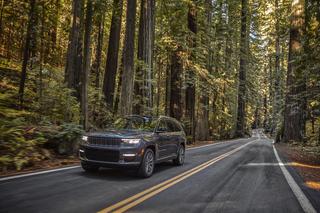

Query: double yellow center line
[98,139,256,213]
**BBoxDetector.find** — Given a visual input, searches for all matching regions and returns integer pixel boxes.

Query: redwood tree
[235,0,248,137]
[65,0,84,99]
[119,0,137,115]
[134,0,155,115]
[102,0,123,108]
[169,47,183,121]
[185,0,197,140]
[18,0,37,108]
[283,0,306,142]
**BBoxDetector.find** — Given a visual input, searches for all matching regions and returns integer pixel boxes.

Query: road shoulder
[275,143,320,211]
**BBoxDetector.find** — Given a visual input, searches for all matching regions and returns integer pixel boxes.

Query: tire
[81,162,99,173]
[173,145,185,166]
[138,149,155,178]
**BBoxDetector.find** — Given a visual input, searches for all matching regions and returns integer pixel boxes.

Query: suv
[79,115,186,177]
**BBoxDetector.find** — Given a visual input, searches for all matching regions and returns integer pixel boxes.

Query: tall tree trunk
[49,0,61,65]
[196,0,211,141]
[18,0,37,108]
[0,0,5,45]
[134,0,155,115]
[283,0,306,143]
[103,0,123,108]
[65,0,84,99]
[81,0,93,130]
[134,0,147,115]
[273,0,281,135]
[119,0,137,115]
[165,53,171,116]
[186,0,197,142]
[39,0,45,101]
[235,0,248,137]
[92,14,104,89]
[170,47,183,120]
[113,63,123,114]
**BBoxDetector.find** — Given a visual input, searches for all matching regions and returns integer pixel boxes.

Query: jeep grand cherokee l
[79,115,186,177]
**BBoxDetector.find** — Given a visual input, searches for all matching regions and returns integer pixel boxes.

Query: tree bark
[18,0,37,108]
[49,0,61,65]
[65,0,84,99]
[196,0,211,141]
[134,0,155,115]
[170,47,183,121]
[283,0,306,143]
[185,1,197,141]
[235,0,248,137]
[0,0,5,45]
[92,13,104,89]
[119,0,137,115]
[103,0,123,108]
[273,0,281,135]
[81,0,93,130]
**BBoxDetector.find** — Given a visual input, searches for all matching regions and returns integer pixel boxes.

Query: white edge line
[273,143,316,213]
[0,166,80,182]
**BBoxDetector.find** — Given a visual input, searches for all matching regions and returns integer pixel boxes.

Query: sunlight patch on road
[246,162,320,169]
[305,181,320,190]
[291,162,320,169]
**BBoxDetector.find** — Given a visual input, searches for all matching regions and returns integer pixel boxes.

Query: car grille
[84,147,119,162]
[88,136,121,146]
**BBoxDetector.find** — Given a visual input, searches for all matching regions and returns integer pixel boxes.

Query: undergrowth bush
[0,118,46,171]
[0,66,83,171]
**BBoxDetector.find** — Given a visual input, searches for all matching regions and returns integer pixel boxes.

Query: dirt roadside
[276,143,320,191]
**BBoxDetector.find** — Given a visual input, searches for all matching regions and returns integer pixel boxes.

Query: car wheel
[81,162,99,172]
[173,145,185,166]
[138,149,155,178]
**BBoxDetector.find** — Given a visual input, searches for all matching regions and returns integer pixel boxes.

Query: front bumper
[79,144,143,168]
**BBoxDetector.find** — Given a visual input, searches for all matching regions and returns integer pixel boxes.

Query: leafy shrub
[0,118,46,171]
[88,87,114,129]
[52,123,84,155]
[32,80,80,124]
[0,66,82,171]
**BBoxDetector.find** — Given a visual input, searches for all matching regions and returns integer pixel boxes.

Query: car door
[156,119,171,159]
[166,120,180,155]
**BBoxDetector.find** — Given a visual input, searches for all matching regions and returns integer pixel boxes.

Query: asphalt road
[0,130,319,213]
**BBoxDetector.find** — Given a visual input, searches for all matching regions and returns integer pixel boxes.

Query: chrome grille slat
[88,137,121,146]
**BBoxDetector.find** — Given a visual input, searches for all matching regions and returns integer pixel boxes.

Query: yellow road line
[98,140,256,213]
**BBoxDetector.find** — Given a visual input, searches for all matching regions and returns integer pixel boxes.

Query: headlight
[82,136,88,141]
[122,139,141,144]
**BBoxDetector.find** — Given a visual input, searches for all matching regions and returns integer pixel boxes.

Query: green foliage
[88,87,114,129]
[0,65,82,170]
[0,118,46,171]
[34,80,80,124]
[50,123,84,155]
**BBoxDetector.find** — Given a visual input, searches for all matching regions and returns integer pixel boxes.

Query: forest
[0,0,319,172]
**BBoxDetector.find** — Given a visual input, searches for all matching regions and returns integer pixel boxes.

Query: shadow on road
[76,161,182,181]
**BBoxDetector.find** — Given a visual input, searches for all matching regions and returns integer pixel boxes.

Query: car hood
[87,129,153,139]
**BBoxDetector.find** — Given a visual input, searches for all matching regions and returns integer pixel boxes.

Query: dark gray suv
[79,115,186,177]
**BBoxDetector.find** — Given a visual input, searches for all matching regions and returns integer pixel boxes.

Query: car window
[173,121,182,132]
[166,120,179,132]
[113,116,157,131]
[157,119,168,132]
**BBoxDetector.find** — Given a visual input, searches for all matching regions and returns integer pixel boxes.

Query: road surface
[0,130,319,213]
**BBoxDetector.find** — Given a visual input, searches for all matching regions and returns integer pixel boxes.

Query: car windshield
[113,116,157,131]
